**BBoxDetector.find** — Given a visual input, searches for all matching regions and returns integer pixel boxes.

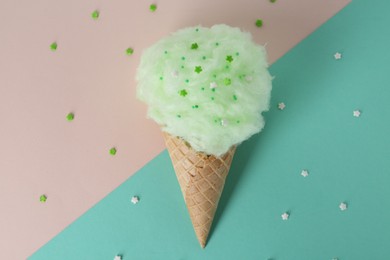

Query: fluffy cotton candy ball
[137,24,272,156]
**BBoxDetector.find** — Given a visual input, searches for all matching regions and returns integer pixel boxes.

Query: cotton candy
[137,24,272,156]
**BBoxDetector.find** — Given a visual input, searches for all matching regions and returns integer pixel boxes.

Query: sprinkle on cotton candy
[136,24,272,156]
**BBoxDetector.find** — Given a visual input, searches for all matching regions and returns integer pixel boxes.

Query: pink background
[0,0,349,259]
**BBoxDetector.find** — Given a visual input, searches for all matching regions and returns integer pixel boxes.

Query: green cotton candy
[136,24,272,156]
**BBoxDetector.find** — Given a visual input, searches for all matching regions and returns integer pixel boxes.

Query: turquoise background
[30,0,390,259]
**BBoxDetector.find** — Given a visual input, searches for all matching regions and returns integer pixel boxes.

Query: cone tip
[197,236,207,248]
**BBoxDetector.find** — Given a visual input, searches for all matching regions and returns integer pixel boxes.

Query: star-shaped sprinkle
[281,212,289,220]
[66,112,74,121]
[256,19,263,28]
[210,82,218,89]
[194,66,202,73]
[40,194,47,203]
[278,102,286,110]
[50,42,57,51]
[191,43,199,50]
[109,147,117,156]
[126,47,134,56]
[149,4,157,12]
[179,89,188,97]
[91,10,99,20]
[339,202,348,211]
[301,170,309,177]
[221,119,229,127]
[171,70,179,77]
[131,196,139,204]
[114,255,122,260]
[226,55,233,63]
[224,78,232,86]
[353,110,361,117]
[334,52,342,60]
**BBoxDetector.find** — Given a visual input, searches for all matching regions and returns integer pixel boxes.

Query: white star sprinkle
[171,70,179,77]
[221,119,229,127]
[339,202,348,211]
[114,255,122,260]
[301,170,309,177]
[281,212,289,220]
[131,196,139,204]
[353,110,361,117]
[210,82,218,89]
[278,102,286,110]
[334,52,342,60]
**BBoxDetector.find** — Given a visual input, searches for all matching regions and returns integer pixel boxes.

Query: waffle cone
[163,132,236,248]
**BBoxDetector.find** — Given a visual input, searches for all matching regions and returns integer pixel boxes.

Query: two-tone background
[4,0,390,259]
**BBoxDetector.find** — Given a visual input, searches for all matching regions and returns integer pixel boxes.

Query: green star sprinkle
[226,55,233,63]
[236,120,240,123]
[211,97,215,100]
[201,87,205,91]
[66,113,74,121]
[192,105,199,109]
[164,50,168,54]
[191,43,199,50]
[149,4,157,12]
[256,19,263,28]
[177,115,181,118]
[202,56,206,60]
[159,76,163,80]
[91,10,99,20]
[181,56,186,60]
[215,42,219,46]
[195,28,199,32]
[50,42,57,51]
[179,89,188,97]
[126,48,134,55]
[224,78,232,86]
[185,79,189,83]
[236,52,240,56]
[40,194,47,203]
[233,95,238,100]
[109,147,117,155]
[194,66,202,73]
